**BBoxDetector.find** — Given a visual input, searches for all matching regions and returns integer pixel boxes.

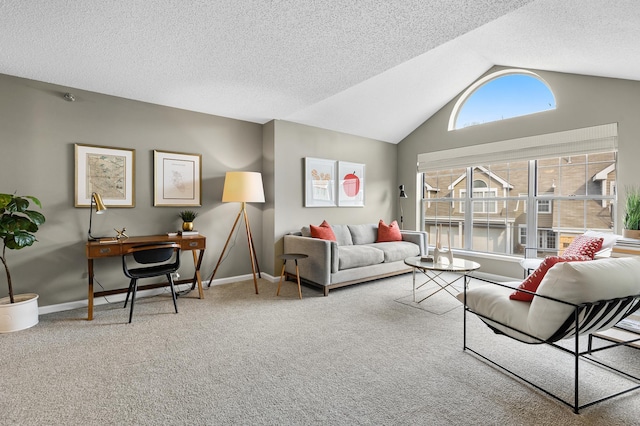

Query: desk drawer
[182,238,206,250]
[87,244,123,258]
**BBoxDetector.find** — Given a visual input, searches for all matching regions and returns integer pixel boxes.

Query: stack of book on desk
[611,237,640,257]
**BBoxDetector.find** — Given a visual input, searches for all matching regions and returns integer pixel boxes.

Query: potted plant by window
[623,186,640,239]
[178,210,198,231]
[0,193,45,333]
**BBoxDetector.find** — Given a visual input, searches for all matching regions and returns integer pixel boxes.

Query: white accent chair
[458,256,640,413]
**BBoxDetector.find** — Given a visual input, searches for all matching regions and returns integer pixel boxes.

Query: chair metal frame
[462,276,640,414]
[122,243,181,323]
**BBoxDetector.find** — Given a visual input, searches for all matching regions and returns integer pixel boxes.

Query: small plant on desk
[178,210,198,222]
[178,210,198,232]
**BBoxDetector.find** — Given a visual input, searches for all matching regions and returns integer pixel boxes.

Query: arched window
[449,70,556,130]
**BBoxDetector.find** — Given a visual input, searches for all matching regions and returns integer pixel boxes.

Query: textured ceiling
[1,0,640,143]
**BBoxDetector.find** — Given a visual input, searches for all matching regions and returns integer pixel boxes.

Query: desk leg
[192,249,205,299]
[87,258,94,321]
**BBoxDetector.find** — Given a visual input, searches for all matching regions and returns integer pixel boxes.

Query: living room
[2,2,640,423]
[3,67,640,311]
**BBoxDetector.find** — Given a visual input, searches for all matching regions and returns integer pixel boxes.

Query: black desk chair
[122,243,181,323]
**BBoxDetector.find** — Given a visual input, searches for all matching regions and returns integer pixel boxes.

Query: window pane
[422,201,464,249]
[471,199,522,255]
[421,151,615,258]
[551,199,613,232]
[483,161,529,193]
[454,73,556,129]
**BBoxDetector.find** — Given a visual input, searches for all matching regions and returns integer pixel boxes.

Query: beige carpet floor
[2,274,639,425]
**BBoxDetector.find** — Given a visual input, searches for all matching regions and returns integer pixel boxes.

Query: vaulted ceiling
[2,1,639,143]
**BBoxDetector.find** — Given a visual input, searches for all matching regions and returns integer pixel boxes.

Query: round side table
[276,253,308,299]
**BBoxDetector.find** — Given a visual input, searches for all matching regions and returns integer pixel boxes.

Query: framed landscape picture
[305,157,337,207]
[153,150,202,206]
[75,144,135,207]
[338,161,365,207]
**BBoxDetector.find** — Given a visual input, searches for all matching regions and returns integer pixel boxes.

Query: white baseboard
[38,273,277,315]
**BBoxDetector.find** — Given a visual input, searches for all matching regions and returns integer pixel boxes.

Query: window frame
[448,69,556,131]
[421,152,617,257]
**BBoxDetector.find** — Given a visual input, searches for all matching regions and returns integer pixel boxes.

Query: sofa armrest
[283,235,337,285]
[400,230,429,255]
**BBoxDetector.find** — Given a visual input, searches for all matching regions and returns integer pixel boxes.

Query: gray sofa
[283,223,429,295]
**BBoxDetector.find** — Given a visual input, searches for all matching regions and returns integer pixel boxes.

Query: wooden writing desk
[85,234,206,320]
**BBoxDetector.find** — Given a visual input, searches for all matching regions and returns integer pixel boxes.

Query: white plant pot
[0,293,39,333]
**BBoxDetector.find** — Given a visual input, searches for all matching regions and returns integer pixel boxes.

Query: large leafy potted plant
[0,193,45,332]
[623,186,640,239]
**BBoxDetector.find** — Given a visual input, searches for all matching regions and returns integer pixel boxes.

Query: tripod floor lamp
[208,171,265,293]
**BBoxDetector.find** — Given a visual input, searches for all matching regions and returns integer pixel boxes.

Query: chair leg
[128,279,138,323]
[124,278,135,308]
[167,273,178,314]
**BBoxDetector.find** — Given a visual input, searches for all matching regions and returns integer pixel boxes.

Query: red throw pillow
[509,255,588,302]
[310,220,336,241]
[562,235,604,259]
[377,219,402,242]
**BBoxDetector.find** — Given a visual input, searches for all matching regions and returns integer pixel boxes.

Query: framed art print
[305,157,337,207]
[153,150,202,206]
[338,161,365,207]
[75,144,135,207]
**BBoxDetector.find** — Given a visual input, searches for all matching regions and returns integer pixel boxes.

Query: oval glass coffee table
[404,256,481,303]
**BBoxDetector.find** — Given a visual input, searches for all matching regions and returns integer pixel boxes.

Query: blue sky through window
[455,74,556,129]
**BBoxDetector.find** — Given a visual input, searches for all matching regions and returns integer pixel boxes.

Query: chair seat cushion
[457,283,538,343]
[127,263,178,279]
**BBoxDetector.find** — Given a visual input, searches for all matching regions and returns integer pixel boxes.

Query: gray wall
[271,120,398,275]
[0,73,397,308]
[0,73,263,307]
[398,66,640,277]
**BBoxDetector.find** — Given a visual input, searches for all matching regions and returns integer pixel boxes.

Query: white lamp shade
[222,171,265,203]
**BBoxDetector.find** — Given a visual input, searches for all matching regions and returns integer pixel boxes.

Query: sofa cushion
[377,219,402,242]
[371,241,420,263]
[562,234,603,259]
[348,223,378,245]
[331,224,354,246]
[338,245,384,270]
[310,220,336,241]
[529,257,640,340]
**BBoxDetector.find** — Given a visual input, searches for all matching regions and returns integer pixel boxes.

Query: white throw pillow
[583,230,622,250]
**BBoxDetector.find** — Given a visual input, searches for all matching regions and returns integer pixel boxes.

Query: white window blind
[417,123,618,172]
